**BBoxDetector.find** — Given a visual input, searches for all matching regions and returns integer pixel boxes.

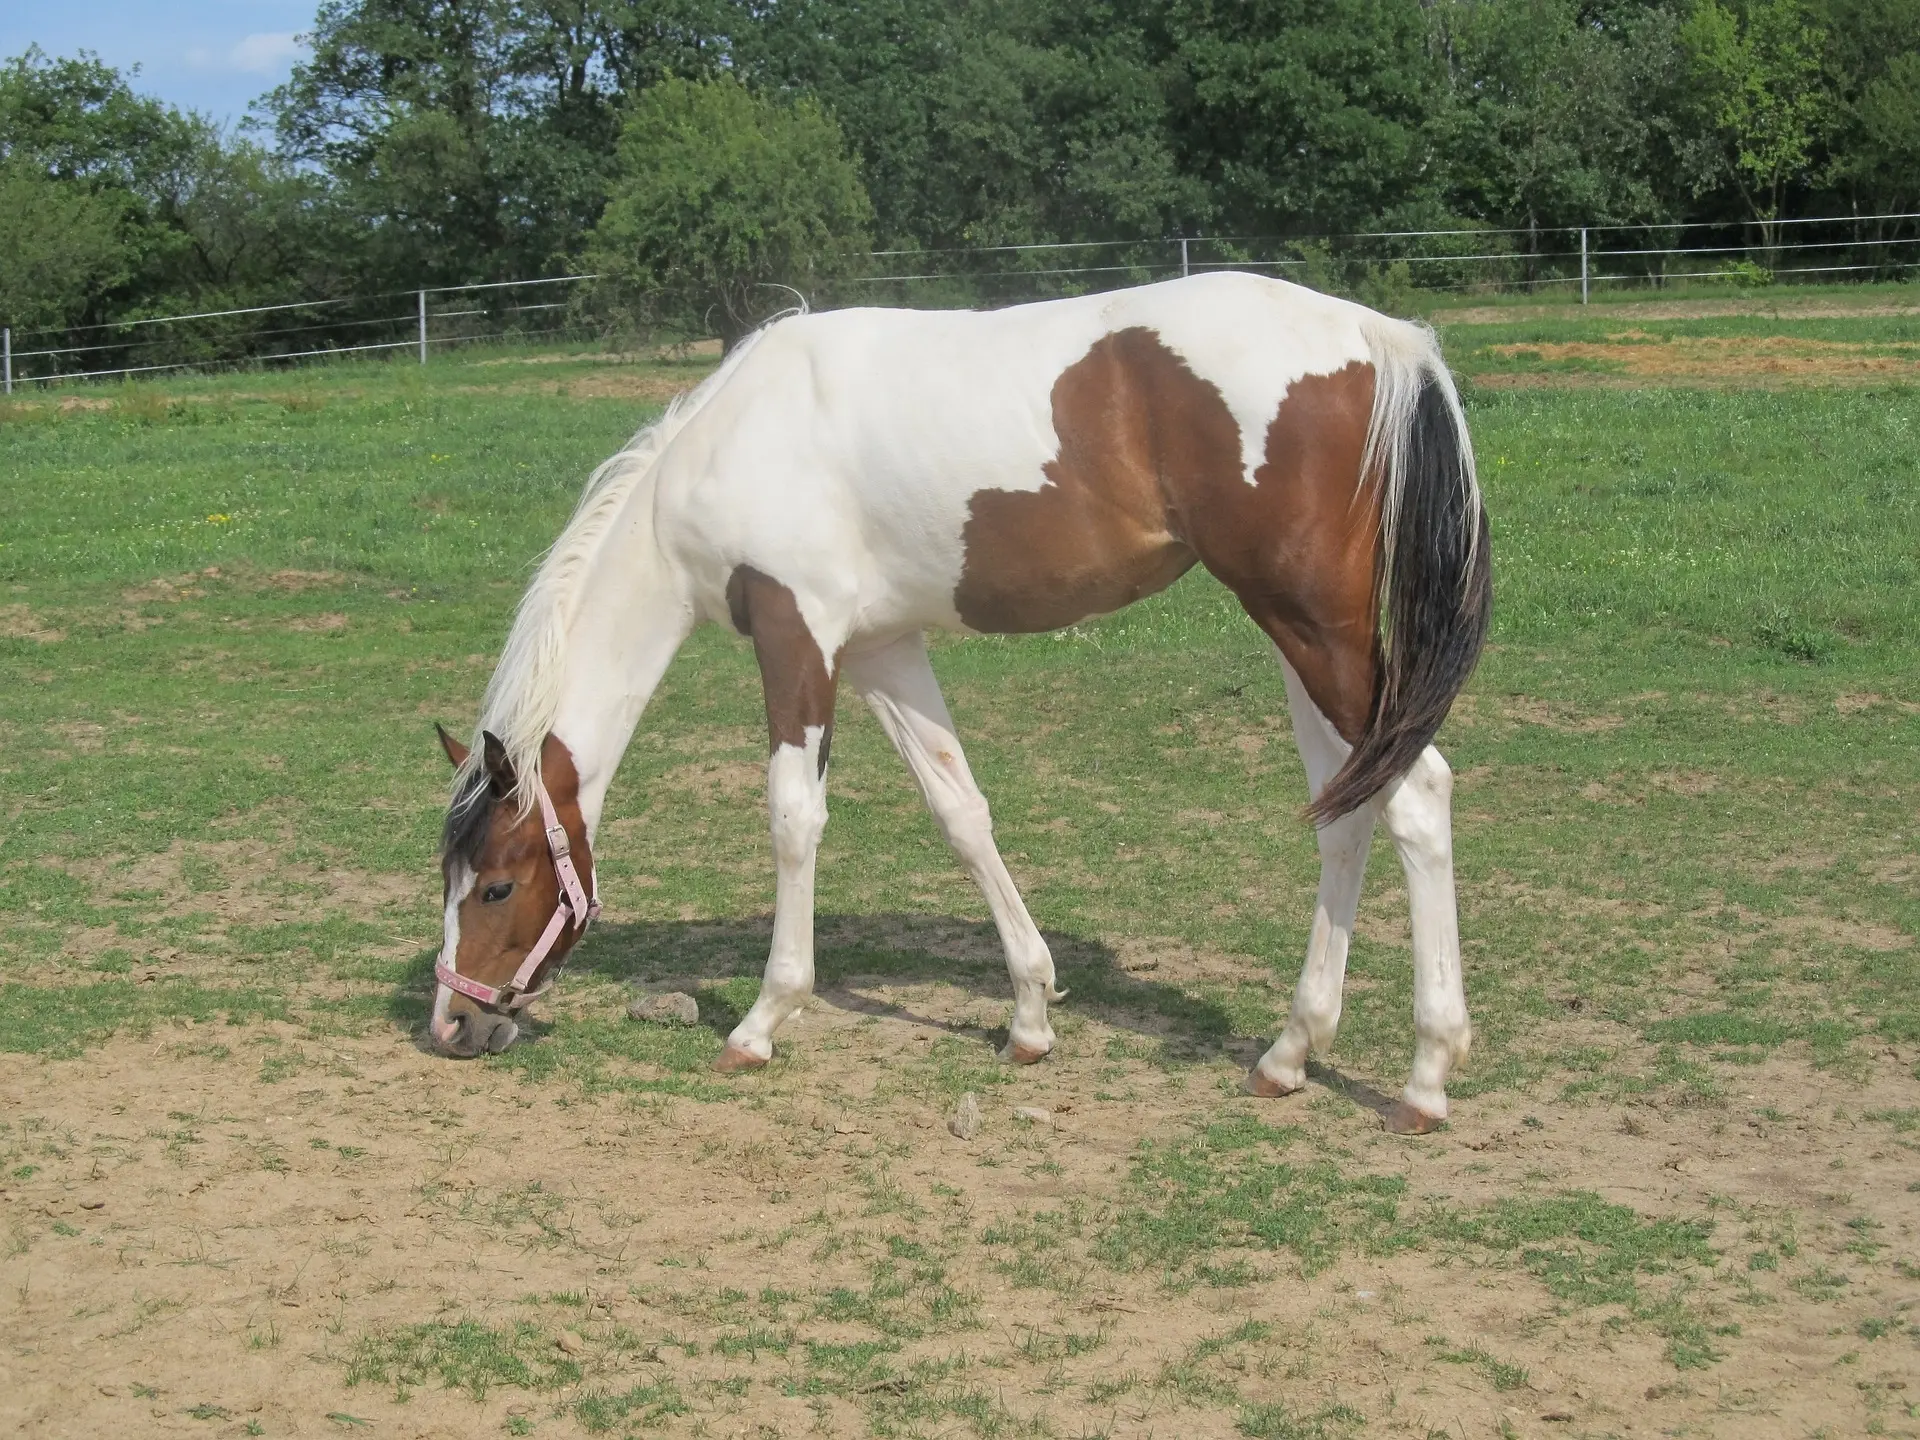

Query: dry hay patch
[461,368,707,404]
[1482,333,1920,387]
[1444,296,1920,325]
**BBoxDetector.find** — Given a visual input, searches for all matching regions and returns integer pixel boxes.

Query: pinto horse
[429,272,1490,1133]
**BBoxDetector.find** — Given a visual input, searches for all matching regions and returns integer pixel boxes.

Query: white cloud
[229,32,305,74]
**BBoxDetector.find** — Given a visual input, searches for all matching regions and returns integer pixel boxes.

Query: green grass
[344,1318,583,1399]
[3,348,1917,1089]
[4,334,1918,1432]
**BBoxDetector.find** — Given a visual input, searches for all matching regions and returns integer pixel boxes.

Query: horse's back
[654,274,1395,648]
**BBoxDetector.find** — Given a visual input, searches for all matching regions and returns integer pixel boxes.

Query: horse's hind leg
[844,632,1061,1063]
[1245,653,1470,1132]
[1378,744,1469,1133]
[716,569,839,1072]
[1247,654,1382,1097]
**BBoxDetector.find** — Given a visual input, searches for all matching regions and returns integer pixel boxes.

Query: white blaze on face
[431,859,477,1045]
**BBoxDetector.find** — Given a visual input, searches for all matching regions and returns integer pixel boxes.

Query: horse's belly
[951,520,1194,634]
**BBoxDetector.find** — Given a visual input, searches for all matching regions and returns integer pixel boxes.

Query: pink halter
[435,776,601,1012]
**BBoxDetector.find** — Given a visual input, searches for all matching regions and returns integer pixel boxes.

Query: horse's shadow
[388,912,1416,1119]
[393,911,1262,1066]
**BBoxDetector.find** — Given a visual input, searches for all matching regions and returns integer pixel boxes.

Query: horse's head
[429,726,597,1058]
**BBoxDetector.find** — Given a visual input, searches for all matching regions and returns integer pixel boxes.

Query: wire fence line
[5,212,1918,391]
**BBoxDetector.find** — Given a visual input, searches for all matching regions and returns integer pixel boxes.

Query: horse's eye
[481,881,515,904]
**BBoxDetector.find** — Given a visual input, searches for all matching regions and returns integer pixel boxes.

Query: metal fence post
[417,289,427,364]
[3,327,10,395]
[1181,237,1190,279]
[1580,228,1589,305]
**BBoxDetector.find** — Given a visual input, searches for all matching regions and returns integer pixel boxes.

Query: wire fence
[816,210,1920,310]
[6,211,1918,391]
[0,274,605,390]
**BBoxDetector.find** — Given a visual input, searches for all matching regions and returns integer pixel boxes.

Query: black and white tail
[1309,319,1492,824]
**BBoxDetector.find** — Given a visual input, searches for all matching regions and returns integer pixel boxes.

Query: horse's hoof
[1383,1100,1445,1135]
[713,1043,769,1074]
[1242,1068,1302,1098]
[1006,1043,1050,1066]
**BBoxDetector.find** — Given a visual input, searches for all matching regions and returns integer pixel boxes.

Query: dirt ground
[4,967,1916,1439]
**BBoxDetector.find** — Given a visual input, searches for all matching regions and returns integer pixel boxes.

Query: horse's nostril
[434,1011,470,1051]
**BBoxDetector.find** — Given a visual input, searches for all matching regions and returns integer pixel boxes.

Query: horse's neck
[549,545,694,837]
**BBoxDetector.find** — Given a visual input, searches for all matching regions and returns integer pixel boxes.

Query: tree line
[4,0,1917,350]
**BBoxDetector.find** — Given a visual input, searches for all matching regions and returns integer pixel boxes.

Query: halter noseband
[435,776,601,1012]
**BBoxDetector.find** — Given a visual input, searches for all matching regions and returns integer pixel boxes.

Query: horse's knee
[934,790,994,857]
[768,744,828,863]
[1383,747,1452,858]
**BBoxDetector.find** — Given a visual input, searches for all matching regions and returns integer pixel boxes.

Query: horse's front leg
[715,569,839,1072]
[845,632,1061,1064]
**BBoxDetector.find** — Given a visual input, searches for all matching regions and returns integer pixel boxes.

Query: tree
[1808,0,1920,215]
[744,0,1202,252]
[584,75,872,347]
[1682,0,1832,252]
[0,162,130,330]
[1142,0,1450,237]
[1435,0,1697,235]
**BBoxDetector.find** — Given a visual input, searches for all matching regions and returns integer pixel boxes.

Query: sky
[2,1,320,131]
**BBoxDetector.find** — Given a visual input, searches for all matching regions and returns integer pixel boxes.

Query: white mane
[460,330,770,811]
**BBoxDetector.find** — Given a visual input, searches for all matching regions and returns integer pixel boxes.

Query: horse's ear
[436,723,470,768]
[481,730,516,798]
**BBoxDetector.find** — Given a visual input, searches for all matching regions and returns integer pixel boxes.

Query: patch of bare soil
[284,612,349,633]
[0,605,64,644]
[3,996,1916,1440]
[1450,693,1628,735]
[655,757,766,805]
[122,568,347,606]
[32,839,421,979]
[1481,334,1920,387]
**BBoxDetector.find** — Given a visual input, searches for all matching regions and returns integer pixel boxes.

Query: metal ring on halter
[435,776,601,1012]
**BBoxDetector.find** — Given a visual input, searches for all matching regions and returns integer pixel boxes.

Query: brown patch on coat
[445,734,594,995]
[1185,362,1380,740]
[726,565,839,774]
[953,329,1203,633]
[953,328,1379,739]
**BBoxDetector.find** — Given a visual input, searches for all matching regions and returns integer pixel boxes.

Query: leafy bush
[585,76,872,347]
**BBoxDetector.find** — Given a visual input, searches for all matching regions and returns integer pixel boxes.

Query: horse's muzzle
[431,1006,519,1057]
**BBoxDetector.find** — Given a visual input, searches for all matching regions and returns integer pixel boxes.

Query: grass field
[3,292,1918,1439]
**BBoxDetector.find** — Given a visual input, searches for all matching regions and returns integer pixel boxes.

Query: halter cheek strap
[435,778,601,1012]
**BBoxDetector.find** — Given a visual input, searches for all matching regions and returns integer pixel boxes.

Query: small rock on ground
[627,991,699,1026]
[949,1092,981,1140]
[1013,1105,1052,1126]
